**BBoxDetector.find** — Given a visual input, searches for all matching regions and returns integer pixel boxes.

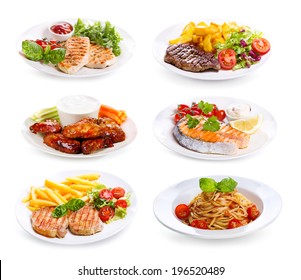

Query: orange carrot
[98,104,127,125]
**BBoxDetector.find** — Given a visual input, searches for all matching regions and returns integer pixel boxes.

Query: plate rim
[153,96,277,161]
[153,174,282,239]
[15,169,138,245]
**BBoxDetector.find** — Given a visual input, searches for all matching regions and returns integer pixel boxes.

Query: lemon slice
[229,115,263,134]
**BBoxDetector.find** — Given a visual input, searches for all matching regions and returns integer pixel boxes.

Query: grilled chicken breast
[58,36,90,74]
[174,117,250,155]
[31,207,69,238]
[85,44,116,69]
[68,205,103,236]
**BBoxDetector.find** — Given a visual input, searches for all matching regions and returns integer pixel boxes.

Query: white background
[1,0,300,279]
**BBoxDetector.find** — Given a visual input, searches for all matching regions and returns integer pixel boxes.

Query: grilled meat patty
[68,205,103,236]
[43,133,82,154]
[173,116,250,155]
[30,120,62,134]
[85,44,116,69]
[57,36,90,74]
[164,43,220,72]
[31,207,69,238]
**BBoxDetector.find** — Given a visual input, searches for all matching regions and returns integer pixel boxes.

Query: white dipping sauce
[57,95,100,127]
[226,103,251,121]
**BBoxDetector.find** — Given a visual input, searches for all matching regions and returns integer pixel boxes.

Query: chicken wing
[30,120,62,134]
[43,133,81,154]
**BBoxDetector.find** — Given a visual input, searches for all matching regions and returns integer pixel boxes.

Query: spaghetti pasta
[175,177,260,230]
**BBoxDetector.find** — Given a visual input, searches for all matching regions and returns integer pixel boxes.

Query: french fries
[22,173,101,212]
[169,21,241,52]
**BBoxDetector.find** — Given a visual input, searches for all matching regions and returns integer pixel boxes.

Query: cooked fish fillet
[31,207,68,238]
[174,117,250,155]
[85,44,116,69]
[68,205,103,236]
[57,36,90,74]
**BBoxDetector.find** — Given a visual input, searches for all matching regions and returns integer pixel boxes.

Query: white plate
[153,22,270,80]
[153,175,281,239]
[22,117,137,158]
[153,96,277,160]
[17,18,135,77]
[16,170,137,245]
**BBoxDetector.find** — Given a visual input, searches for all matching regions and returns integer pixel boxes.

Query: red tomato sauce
[50,22,73,35]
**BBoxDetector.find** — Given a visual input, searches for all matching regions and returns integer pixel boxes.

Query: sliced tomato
[99,206,115,222]
[190,219,208,229]
[115,199,128,208]
[218,49,237,70]
[99,189,113,201]
[247,205,260,220]
[228,218,242,229]
[111,187,125,199]
[252,38,270,55]
[175,204,190,219]
[178,104,190,111]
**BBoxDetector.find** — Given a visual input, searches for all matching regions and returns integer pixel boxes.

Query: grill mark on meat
[164,43,220,72]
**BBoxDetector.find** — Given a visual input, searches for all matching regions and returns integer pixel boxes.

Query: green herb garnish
[198,100,214,114]
[199,177,238,193]
[186,114,200,128]
[51,198,85,218]
[203,116,220,132]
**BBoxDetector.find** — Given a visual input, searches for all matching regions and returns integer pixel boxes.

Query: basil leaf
[199,178,217,192]
[52,204,68,218]
[65,198,85,211]
[22,40,44,61]
[49,48,66,64]
[216,177,238,192]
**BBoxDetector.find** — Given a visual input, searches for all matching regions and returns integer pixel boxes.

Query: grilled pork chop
[164,43,220,72]
[58,36,90,74]
[174,116,250,155]
[85,44,116,69]
[31,207,69,238]
[68,205,103,236]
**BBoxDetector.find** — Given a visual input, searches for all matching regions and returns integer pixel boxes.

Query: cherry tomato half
[178,104,190,111]
[99,189,113,201]
[247,205,260,220]
[190,219,208,229]
[218,49,237,70]
[252,38,270,55]
[174,113,184,124]
[111,187,125,199]
[115,199,128,208]
[228,218,242,229]
[99,206,115,222]
[215,109,226,121]
[175,204,190,219]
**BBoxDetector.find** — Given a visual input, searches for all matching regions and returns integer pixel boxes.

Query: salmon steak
[85,44,116,69]
[68,205,103,236]
[31,207,69,238]
[173,116,250,155]
[57,36,90,74]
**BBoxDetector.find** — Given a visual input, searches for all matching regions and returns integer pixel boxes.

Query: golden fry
[76,173,101,181]
[44,179,82,197]
[64,177,98,187]
[29,199,57,207]
[44,187,65,205]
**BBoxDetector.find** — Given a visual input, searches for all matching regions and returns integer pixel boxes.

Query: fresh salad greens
[74,18,122,56]
[215,27,263,70]
[22,40,66,64]
[199,177,238,193]
[52,198,85,218]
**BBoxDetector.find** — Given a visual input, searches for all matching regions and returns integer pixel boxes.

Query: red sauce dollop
[50,22,73,35]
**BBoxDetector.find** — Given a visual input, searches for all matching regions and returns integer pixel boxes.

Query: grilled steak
[30,120,62,134]
[68,205,103,236]
[58,36,90,74]
[173,116,250,155]
[164,43,220,72]
[31,207,69,238]
[85,44,116,69]
[43,133,82,154]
